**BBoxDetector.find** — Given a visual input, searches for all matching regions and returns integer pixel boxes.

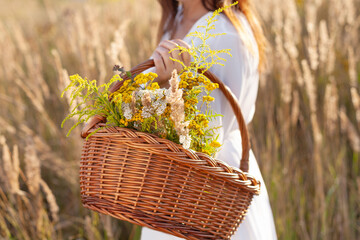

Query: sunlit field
[0,0,359,239]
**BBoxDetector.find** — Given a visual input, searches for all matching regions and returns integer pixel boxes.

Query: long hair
[157,0,267,71]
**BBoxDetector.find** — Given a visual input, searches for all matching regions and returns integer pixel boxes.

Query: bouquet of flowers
[61,5,234,156]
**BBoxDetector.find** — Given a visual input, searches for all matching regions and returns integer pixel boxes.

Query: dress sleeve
[209,31,259,125]
[208,30,259,167]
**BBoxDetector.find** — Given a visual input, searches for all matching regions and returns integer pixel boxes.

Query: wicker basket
[80,59,260,240]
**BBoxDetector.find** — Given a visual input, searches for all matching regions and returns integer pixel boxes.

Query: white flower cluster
[179,125,191,149]
[122,103,133,120]
[120,71,192,150]
[141,106,153,119]
[138,89,167,119]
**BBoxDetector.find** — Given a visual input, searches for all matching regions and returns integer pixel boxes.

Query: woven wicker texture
[80,60,261,239]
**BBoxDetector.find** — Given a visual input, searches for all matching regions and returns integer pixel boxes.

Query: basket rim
[86,123,260,194]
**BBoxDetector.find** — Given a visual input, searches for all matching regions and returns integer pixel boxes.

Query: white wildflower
[136,90,144,99]
[142,107,153,118]
[122,103,133,120]
[157,90,165,99]
[155,100,167,116]
[179,134,191,149]
[183,121,190,127]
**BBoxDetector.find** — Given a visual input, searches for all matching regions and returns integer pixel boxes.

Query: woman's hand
[151,39,191,87]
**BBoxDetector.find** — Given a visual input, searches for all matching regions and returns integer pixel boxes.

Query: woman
[141,0,277,239]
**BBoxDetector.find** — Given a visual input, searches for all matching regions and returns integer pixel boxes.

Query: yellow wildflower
[202,119,209,128]
[205,82,218,91]
[189,120,201,131]
[120,119,127,125]
[180,72,187,81]
[187,80,199,89]
[198,75,206,83]
[131,110,144,122]
[122,91,132,103]
[149,72,158,79]
[134,73,147,85]
[209,141,221,148]
[201,149,211,155]
[187,98,198,105]
[118,81,132,93]
[191,89,202,95]
[163,106,171,118]
[112,93,122,103]
[179,80,189,88]
[203,96,215,102]
[146,82,160,90]
[122,80,131,88]
[197,114,206,121]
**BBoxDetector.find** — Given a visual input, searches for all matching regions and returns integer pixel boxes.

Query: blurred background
[0,0,359,239]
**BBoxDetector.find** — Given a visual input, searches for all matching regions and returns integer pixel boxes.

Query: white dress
[141,10,277,240]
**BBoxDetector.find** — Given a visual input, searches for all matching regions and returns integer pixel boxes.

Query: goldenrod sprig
[169,2,237,75]
[61,74,123,137]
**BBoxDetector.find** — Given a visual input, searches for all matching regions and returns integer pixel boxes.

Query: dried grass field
[0,0,359,239]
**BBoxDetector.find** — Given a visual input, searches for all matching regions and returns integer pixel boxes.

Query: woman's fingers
[160,39,191,67]
[170,48,183,72]
[172,39,191,49]
[153,45,176,86]
[159,40,178,51]
[159,40,182,71]
[155,46,174,71]
[172,39,191,67]
[152,51,167,83]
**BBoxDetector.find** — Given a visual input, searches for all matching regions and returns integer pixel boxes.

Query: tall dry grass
[251,0,360,239]
[0,0,359,239]
[0,0,157,239]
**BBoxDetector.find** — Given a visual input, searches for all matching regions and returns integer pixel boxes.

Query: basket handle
[81,59,250,172]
